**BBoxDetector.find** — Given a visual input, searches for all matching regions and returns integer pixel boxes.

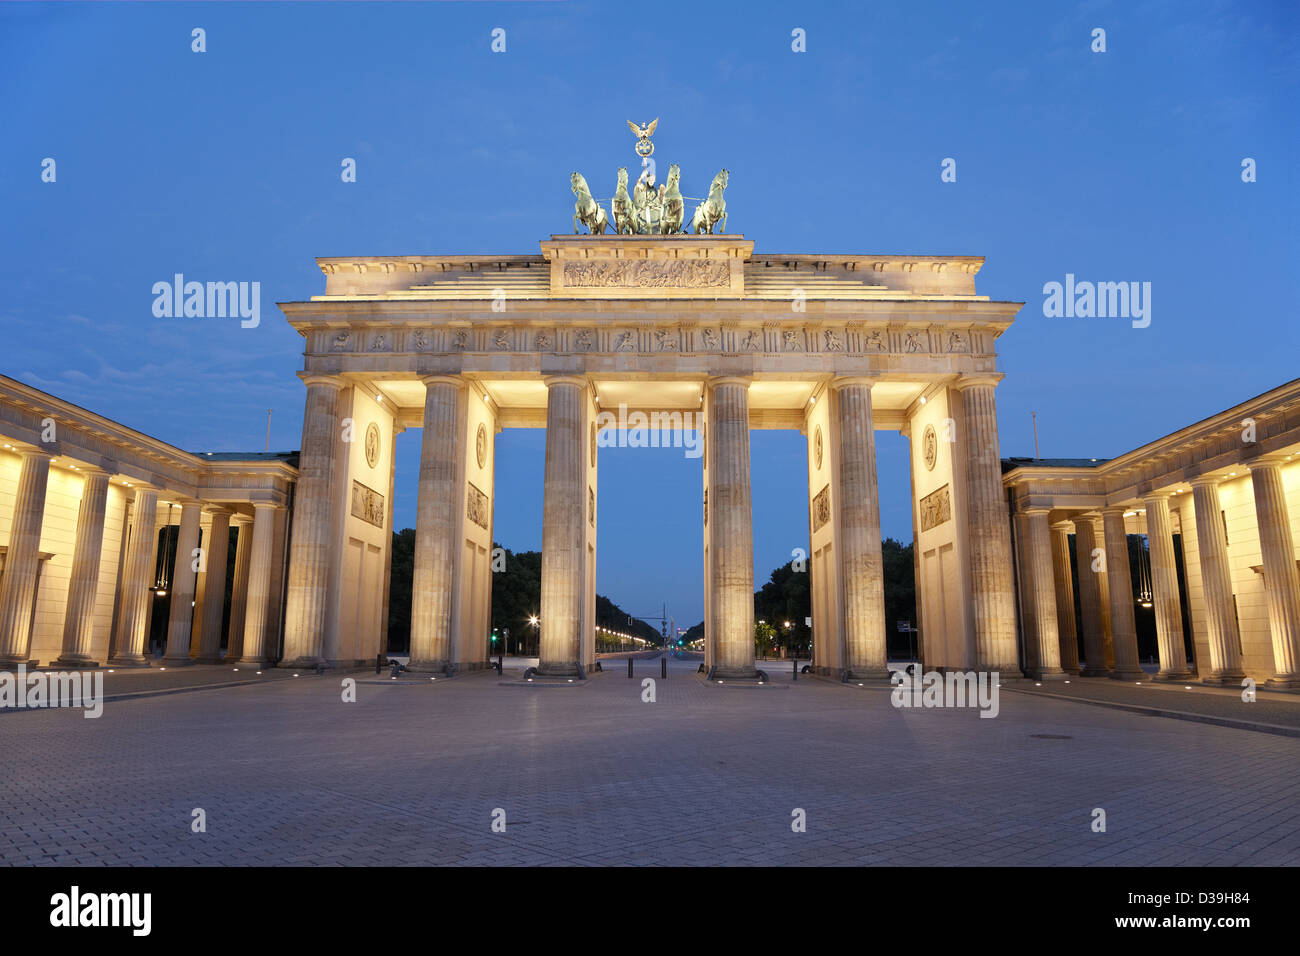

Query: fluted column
[109,485,159,666]
[1143,494,1193,680]
[54,468,110,667]
[955,378,1019,673]
[1190,477,1245,683]
[538,376,586,676]
[1049,521,1081,674]
[1102,507,1146,679]
[237,503,278,665]
[1073,515,1109,676]
[709,377,757,679]
[0,450,52,666]
[409,376,461,672]
[162,499,203,665]
[281,374,344,667]
[195,508,232,662]
[835,378,887,678]
[1025,510,1066,678]
[1250,460,1300,687]
[225,516,253,661]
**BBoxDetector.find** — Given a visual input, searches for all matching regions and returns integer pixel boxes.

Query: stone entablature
[310,237,991,301]
[1003,377,1300,511]
[0,376,297,506]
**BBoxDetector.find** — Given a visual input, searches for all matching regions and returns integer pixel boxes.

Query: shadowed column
[163,499,203,665]
[956,378,1019,673]
[1250,460,1300,687]
[109,485,159,667]
[1073,515,1109,676]
[280,374,343,667]
[1025,509,1066,678]
[195,508,232,663]
[0,449,51,666]
[835,378,887,678]
[538,376,586,676]
[1049,520,1081,674]
[237,503,278,666]
[1190,477,1246,684]
[225,516,253,661]
[1143,494,1193,681]
[709,377,757,679]
[409,376,461,672]
[54,468,110,668]
[1102,507,1146,680]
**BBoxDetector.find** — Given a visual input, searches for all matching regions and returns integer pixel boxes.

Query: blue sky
[3,0,1296,629]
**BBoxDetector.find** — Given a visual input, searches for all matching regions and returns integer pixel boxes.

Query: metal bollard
[498,654,504,675]
[793,657,797,681]
[661,657,667,679]
[376,653,382,675]
[628,657,634,679]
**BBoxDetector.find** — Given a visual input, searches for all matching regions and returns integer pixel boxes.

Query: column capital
[541,374,588,389]
[707,375,752,389]
[203,504,235,517]
[954,373,1004,391]
[1022,506,1053,517]
[830,375,880,390]
[1189,474,1221,489]
[250,500,280,513]
[3,443,52,460]
[1049,519,1075,533]
[1247,454,1292,470]
[1142,491,1173,503]
[420,374,463,390]
[298,372,346,390]
[1100,504,1132,517]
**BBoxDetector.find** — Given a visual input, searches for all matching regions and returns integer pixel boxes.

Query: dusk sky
[3,0,1296,630]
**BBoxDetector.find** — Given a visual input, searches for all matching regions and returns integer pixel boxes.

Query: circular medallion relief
[475,423,487,469]
[364,422,381,469]
[814,426,824,470]
[590,422,597,468]
[923,425,938,472]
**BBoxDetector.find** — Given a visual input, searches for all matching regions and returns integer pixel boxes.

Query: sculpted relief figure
[493,330,510,350]
[700,328,719,349]
[615,331,635,351]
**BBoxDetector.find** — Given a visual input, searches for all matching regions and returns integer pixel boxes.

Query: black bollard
[498,653,504,675]
[661,657,667,679]
[792,657,797,681]
[627,657,634,679]
[376,653,382,675]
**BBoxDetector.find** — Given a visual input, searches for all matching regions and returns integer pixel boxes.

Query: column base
[106,655,151,668]
[193,655,225,665]
[710,665,761,681]
[845,667,892,682]
[161,655,195,667]
[534,661,582,678]
[1033,668,1070,681]
[406,658,451,674]
[1109,668,1148,681]
[1080,664,1110,677]
[0,657,37,669]
[279,656,325,670]
[1154,669,1195,682]
[53,656,101,669]
[237,657,268,667]
[1265,675,1300,689]
[1201,672,1247,687]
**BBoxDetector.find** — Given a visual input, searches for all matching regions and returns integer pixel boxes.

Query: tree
[754,619,776,659]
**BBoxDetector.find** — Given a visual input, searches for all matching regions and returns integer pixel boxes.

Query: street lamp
[528,615,539,656]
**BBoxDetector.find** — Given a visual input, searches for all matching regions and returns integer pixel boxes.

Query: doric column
[1073,515,1109,676]
[708,377,757,679]
[225,515,253,661]
[955,377,1019,673]
[1049,520,1081,674]
[409,377,461,672]
[1101,507,1146,679]
[162,499,203,665]
[237,503,278,665]
[280,374,344,667]
[538,376,587,676]
[109,485,159,666]
[1024,510,1066,678]
[1190,476,1246,683]
[195,508,232,663]
[1250,460,1300,687]
[1143,494,1193,680]
[0,449,52,666]
[835,377,887,678]
[54,467,110,667]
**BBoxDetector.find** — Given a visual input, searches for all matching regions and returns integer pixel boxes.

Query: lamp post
[528,615,539,656]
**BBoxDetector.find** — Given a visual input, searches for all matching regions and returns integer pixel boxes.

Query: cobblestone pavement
[2,656,1297,866]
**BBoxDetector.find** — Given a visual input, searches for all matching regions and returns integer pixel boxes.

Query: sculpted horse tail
[570,171,608,235]
[660,163,684,235]
[611,167,636,235]
[692,168,729,235]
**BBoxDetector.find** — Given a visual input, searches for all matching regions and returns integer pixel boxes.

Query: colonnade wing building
[0,233,1297,688]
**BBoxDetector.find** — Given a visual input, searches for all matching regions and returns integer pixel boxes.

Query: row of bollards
[626,655,671,679]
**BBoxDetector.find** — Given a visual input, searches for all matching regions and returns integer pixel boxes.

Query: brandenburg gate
[276,232,1025,681]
